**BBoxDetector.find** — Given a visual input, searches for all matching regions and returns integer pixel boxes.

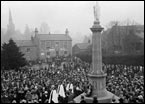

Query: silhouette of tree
[1,38,27,70]
[39,22,50,34]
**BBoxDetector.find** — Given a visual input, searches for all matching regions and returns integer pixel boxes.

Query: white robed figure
[49,89,59,103]
[66,83,70,91]
[66,83,74,93]
[57,84,66,98]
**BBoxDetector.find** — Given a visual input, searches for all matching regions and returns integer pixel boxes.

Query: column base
[73,91,119,103]
[87,73,107,98]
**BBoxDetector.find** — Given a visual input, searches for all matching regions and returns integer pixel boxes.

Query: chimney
[35,28,38,37]
[65,28,69,35]
[31,35,33,40]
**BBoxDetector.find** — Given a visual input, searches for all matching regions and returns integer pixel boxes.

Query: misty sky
[1,1,144,44]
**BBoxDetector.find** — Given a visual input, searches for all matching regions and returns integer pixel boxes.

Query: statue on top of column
[93,1,100,22]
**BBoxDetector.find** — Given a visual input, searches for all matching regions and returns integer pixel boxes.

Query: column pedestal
[88,74,107,98]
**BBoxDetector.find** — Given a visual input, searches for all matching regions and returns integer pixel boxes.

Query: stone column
[88,20,107,98]
[91,21,103,75]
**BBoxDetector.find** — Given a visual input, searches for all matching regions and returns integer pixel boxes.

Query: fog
[1,1,144,45]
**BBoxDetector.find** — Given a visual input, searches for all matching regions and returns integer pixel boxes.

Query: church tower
[6,9,15,42]
[7,9,15,32]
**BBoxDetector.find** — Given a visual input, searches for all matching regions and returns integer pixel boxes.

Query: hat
[93,96,97,100]
[44,91,48,94]
[12,100,17,103]
[51,85,55,88]
[81,95,85,99]
[33,100,38,103]
[138,95,143,99]
[20,99,27,103]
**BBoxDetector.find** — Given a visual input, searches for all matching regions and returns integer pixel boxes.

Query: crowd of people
[104,64,144,103]
[1,56,91,103]
[1,56,144,103]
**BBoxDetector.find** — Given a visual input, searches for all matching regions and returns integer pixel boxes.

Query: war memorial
[1,1,144,103]
[74,2,119,103]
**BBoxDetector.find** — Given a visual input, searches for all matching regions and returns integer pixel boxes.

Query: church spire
[9,8,13,25]
[7,9,15,31]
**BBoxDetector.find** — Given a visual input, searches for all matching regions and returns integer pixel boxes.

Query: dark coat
[93,99,98,103]
[80,100,86,103]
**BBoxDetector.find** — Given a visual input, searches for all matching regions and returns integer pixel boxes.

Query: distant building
[15,28,72,61]
[15,40,37,61]
[72,43,90,55]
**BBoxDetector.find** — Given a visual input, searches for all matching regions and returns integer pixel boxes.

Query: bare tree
[106,21,120,29]
[39,22,50,34]
[105,19,141,55]
[106,21,121,54]
[121,19,142,55]
[24,24,31,40]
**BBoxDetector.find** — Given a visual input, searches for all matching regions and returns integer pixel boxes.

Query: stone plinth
[74,92,119,103]
[87,74,107,98]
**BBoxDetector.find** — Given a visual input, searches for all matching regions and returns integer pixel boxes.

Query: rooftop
[75,43,91,49]
[38,34,72,41]
[15,40,35,47]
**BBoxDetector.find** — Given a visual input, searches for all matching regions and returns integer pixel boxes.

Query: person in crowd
[92,96,98,103]
[80,95,86,103]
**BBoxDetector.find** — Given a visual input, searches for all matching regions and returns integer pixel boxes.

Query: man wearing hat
[42,91,49,103]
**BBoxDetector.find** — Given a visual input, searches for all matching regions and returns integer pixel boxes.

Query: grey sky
[1,1,144,44]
